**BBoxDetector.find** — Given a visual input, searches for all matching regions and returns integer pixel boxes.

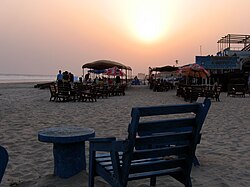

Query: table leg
[53,142,86,178]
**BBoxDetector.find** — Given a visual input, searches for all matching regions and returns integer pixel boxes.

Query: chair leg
[88,150,95,187]
[88,169,95,187]
[0,146,8,183]
[193,156,200,166]
[150,176,156,186]
[185,175,192,187]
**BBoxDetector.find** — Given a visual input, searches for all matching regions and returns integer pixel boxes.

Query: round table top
[38,127,95,144]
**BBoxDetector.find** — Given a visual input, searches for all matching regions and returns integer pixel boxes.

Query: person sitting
[132,76,140,85]
[85,73,90,82]
[87,78,92,84]
[103,77,108,86]
[108,78,113,86]
[62,71,69,83]
[69,72,74,83]
[115,75,121,85]
[79,77,83,83]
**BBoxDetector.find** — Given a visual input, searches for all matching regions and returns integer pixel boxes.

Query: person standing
[57,70,63,84]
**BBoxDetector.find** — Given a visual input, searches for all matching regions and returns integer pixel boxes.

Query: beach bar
[196,34,250,90]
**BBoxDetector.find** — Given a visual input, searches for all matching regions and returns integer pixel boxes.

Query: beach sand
[0,83,249,187]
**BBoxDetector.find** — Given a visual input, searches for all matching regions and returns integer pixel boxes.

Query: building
[196,34,250,90]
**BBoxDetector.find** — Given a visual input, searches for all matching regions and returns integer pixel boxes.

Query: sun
[134,10,163,42]
[129,1,169,43]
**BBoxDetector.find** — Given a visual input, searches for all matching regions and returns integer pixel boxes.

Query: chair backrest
[121,99,211,182]
[49,84,57,95]
[57,82,71,95]
[0,146,8,183]
[74,82,84,91]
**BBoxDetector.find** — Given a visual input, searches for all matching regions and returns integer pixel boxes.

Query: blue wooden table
[38,127,95,178]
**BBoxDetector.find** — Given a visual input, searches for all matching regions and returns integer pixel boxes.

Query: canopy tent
[150,65,178,72]
[82,60,132,70]
[82,60,132,83]
[149,65,179,80]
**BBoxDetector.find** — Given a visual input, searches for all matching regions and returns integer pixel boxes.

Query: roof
[82,60,132,70]
[217,34,250,44]
[150,65,178,72]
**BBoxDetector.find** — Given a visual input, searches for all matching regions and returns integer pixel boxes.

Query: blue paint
[88,99,211,187]
[196,56,239,69]
[0,146,8,183]
[38,127,95,178]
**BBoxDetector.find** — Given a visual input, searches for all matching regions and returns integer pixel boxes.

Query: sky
[1,0,250,76]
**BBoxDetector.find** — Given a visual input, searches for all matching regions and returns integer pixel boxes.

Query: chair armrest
[112,140,129,152]
[89,137,128,152]
[89,137,116,143]
[89,137,116,151]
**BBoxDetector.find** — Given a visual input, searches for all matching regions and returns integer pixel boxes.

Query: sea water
[0,73,56,83]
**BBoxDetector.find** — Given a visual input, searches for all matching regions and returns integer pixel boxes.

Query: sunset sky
[1,0,250,76]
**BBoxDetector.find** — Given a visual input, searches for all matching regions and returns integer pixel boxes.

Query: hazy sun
[129,1,170,43]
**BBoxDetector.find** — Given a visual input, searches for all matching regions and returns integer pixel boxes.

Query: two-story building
[196,34,250,90]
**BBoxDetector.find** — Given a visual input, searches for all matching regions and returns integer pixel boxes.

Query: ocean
[0,73,56,83]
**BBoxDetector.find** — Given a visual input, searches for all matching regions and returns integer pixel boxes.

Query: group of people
[83,72,121,86]
[57,70,122,88]
[56,70,75,85]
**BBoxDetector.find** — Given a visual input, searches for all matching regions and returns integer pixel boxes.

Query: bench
[227,84,246,97]
[0,146,8,183]
[88,99,211,187]
[189,87,204,102]
[204,86,221,102]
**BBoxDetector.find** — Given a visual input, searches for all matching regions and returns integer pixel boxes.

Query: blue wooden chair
[0,146,8,183]
[88,99,211,187]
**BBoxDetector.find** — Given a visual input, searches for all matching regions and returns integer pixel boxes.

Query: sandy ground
[0,83,250,187]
